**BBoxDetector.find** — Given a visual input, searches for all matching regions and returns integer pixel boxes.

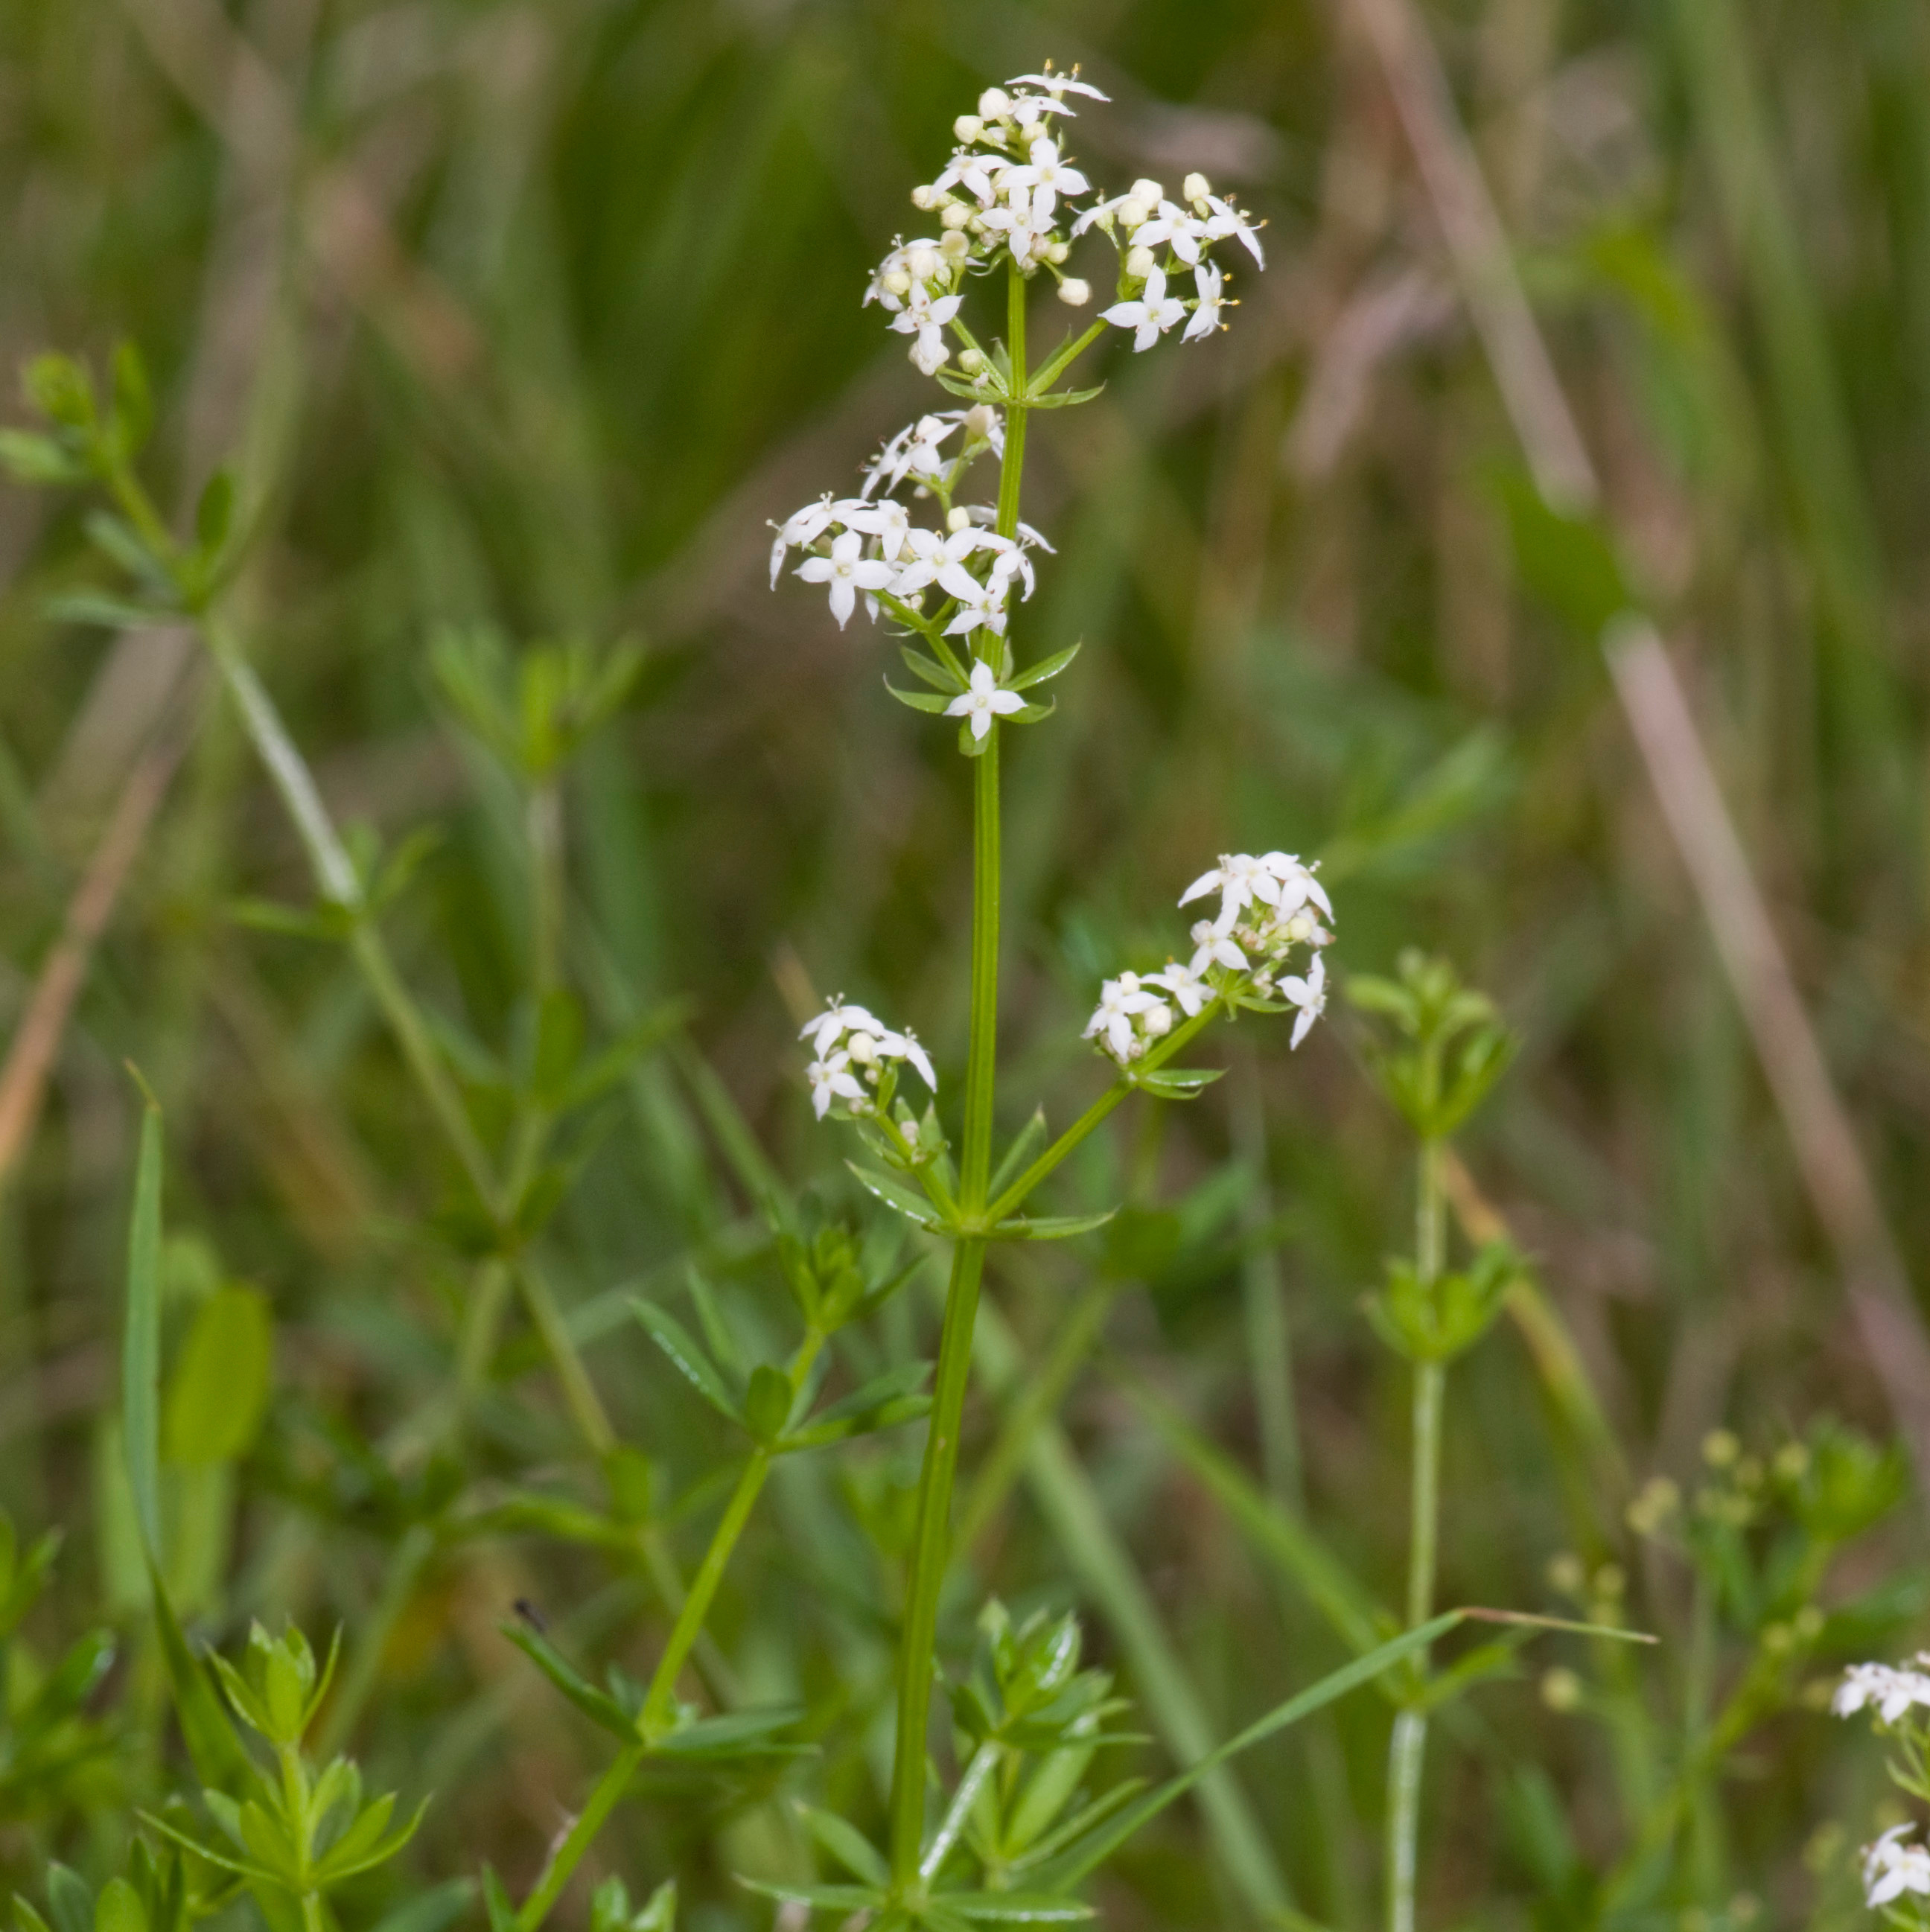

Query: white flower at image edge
[1833,1660,1930,1724]
[1279,951,1326,1049]
[795,530,895,628]
[1102,267,1185,351]
[806,1052,864,1120]
[946,660,1025,740]
[1864,1827,1930,1908]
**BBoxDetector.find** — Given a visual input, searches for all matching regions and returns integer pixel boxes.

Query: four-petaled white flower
[940,568,1012,638]
[1084,972,1168,1060]
[1203,193,1265,267]
[1865,1827,1930,1908]
[891,284,964,374]
[1131,200,1208,267]
[1102,267,1186,351]
[769,495,838,589]
[1183,261,1226,342]
[806,1051,864,1120]
[1278,952,1327,1049]
[1003,136,1089,222]
[844,497,914,561]
[946,660,1026,739]
[1188,920,1246,976]
[1006,71,1109,103]
[1835,1660,1930,1724]
[877,1027,938,1093]
[1180,851,1278,929]
[894,525,996,598]
[795,530,895,628]
[982,188,1054,269]
[1147,959,1211,1017]
[800,997,883,1056]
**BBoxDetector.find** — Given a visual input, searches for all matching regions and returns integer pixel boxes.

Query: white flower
[865,237,945,310]
[1132,200,1208,267]
[892,525,996,597]
[1835,1662,1930,1724]
[983,187,1054,269]
[1001,136,1089,223]
[876,1027,938,1093]
[1083,972,1167,1061]
[945,660,1025,740]
[800,997,883,1056]
[1865,1827,1930,1908]
[769,496,837,589]
[806,1051,864,1120]
[795,530,896,628]
[934,148,1008,208]
[891,284,964,374]
[1183,261,1227,342]
[1188,920,1246,976]
[1102,267,1186,351]
[939,567,1013,637]
[1278,954,1327,1049]
[1007,70,1109,103]
[1258,850,1334,920]
[843,497,914,562]
[1202,192,1265,267]
[1147,960,1212,1018]
[1179,852,1281,930]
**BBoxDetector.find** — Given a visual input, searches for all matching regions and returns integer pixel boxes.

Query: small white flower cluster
[1835,1659,1930,1725]
[800,996,937,1122]
[863,65,1264,380]
[770,407,1050,643]
[1085,852,1335,1066]
[1864,1826,1930,1909]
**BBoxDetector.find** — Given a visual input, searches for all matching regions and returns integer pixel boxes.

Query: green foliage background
[3,0,1929,1924]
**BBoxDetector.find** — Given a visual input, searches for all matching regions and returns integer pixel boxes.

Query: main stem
[1386,1135,1447,1932]
[886,266,1028,1893]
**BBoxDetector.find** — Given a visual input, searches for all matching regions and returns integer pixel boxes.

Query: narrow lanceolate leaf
[990,1107,1049,1201]
[1023,1613,1466,1895]
[1010,640,1081,690]
[631,1300,743,1424]
[1025,381,1106,409]
[1132,1067,1225,1100]
[845,1162,949,1231]
[500,1622,638,1741]
[988,1209,1117,1243]
[655,1703,806,1756]
[1004,698,1056,726]
[933,1894,1095,1923]
[885,680,955,715]
[738,1881,881,1912]
[793,1802,890,1887]
[122,1083,165,1558]
[900,645,966,693]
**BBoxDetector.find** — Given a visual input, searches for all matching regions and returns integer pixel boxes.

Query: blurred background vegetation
[4,0,1930,1925]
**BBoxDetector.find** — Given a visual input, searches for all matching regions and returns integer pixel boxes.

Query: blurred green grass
[3,0,1930,1921]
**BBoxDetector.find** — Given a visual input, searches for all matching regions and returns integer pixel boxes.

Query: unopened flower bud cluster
[1086,852,1334,1065]
[800,998,937,1122]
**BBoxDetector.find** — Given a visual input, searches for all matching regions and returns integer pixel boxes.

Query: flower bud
[954,114,984,144]
[1118,197,1150,230]
[1130,177,1164,205]
[1125,245,1155,280]
[958,348,986,374]
[1540,1667,1583,1713]
[1182,170,1211,205]
[906,246,940,281]
[1143,1004,1173,1037]
[946,506,972,532]
[911,183,940,211]
[964,404,997,439]
[1283,912,1313,943]
[940,200,970,229]
[1045,239,1070,264]
[882,269,912,297]
[1057,277,1091,307]
[978,87,1013,121]
[940,229,971,262]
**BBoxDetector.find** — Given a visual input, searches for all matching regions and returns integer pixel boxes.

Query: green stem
[1386,1137,1448,1932]
[887,267,1036,1894]
[513,1744,643,1932]
[516,1259,617,1457]
[1028,318,1109,396]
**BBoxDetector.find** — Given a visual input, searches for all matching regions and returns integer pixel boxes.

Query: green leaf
[654,1703,806,1756]
[1009,640,1081,690]
[481,1869,517,1932]
[794,1802,890,1887]
[808,1360,933,1432]
[501,1622,637,1741]
[1489,464,1630,640]
[45,1870,92,1932]
[886,680,955,715]
[147,1558,248,1785]
[738,1881,880,1912]
[0,430,86,485]
[366,1879,475,1932]
[1025,382,1106,409]
[109,341,153,459]
[1133,1067,1225,1100]
[553,998,691,1112]
[1004,698,1056,726]
[989,1107,1048,1202]
[631,1299,743,1424]
[988,1209,1117,1243]
[162,1284,272,1464]
[25,354,96,431]
[194,471,234,556]
[932,1896,1093,1923]
[225,896,357,943]
[529,989,586,1103]
[743,1363,794,1444]
[900,645,965,693]
[845,1162,948,1231]
[41,591,172,631]
[122,1084,164,1558]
